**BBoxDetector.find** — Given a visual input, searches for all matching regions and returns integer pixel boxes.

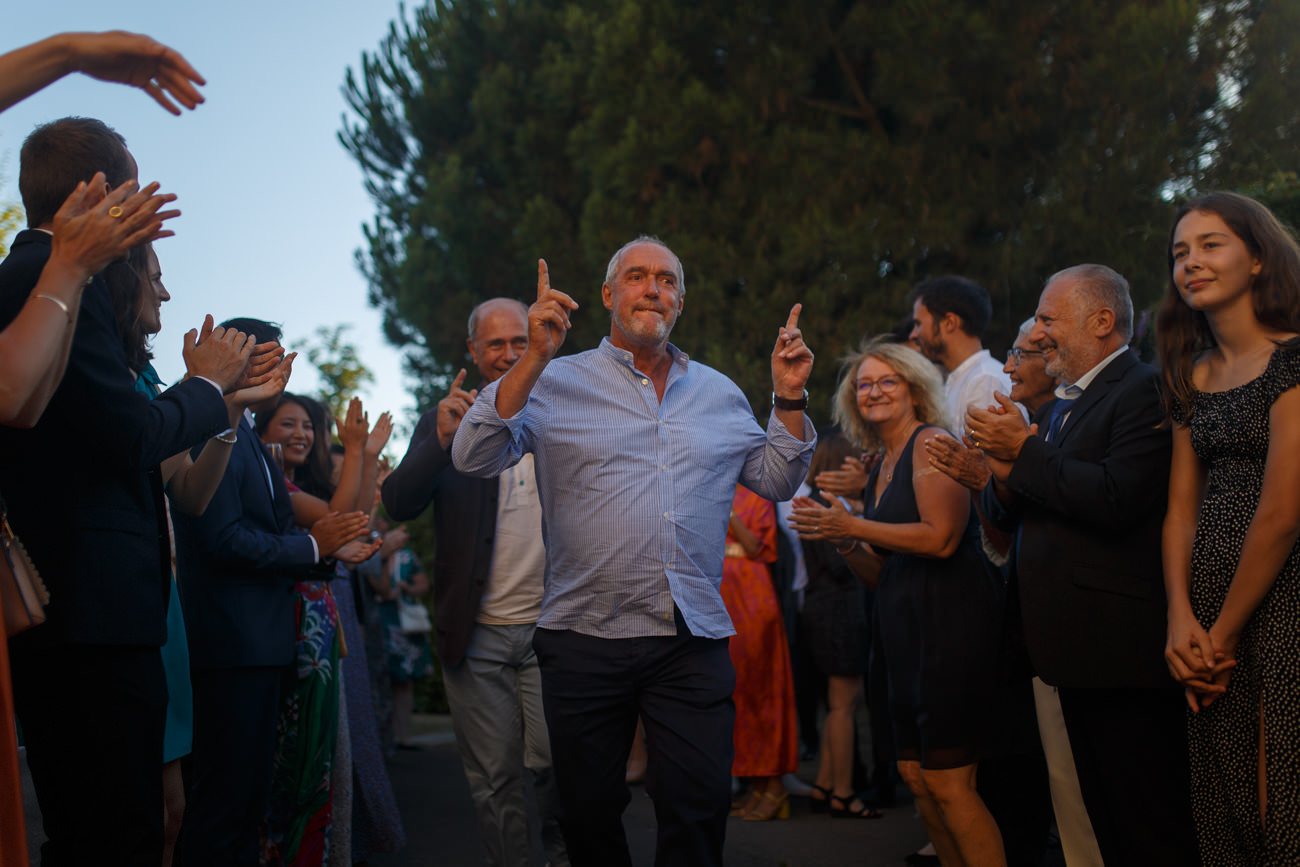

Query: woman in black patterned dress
[1158,191,1300,865]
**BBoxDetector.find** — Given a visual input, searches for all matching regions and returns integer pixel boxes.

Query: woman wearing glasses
[791,336,1005,867]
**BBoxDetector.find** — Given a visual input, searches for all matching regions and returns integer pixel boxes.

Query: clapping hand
[366,412,393,457]
[182,316,254,393]
[815,455,873,501]
[336,397,368,451]
[925,433,992,493]
[788,494,857,543]
[49,175,180,280]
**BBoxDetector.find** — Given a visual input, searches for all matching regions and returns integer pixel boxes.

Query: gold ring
[108,206,124,219]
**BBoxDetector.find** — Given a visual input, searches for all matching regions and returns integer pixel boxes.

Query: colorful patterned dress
[266,477,342,866]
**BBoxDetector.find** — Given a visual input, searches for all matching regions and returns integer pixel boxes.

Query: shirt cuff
[308,535,320,563]
[193,375,224,397]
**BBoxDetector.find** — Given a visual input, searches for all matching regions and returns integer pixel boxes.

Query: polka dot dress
[1173,347,1300,865]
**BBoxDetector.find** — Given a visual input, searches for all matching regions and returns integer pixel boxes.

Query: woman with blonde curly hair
[791,336,1005,866]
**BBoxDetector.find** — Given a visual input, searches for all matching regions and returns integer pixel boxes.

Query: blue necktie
[1045,395,1077,443]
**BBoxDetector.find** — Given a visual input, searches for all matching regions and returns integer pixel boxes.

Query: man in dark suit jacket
[970,264,1197,867]
[171,318,369,866]
[382,298,567,866]
[0,117,250,865]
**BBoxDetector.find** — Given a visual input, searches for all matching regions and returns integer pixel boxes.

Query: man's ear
[1091,307,1116,338]
[602,283,613,311]
[941,312,962,335]
[466,336,478,367]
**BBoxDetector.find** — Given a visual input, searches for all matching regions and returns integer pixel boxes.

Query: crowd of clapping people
[2,26,1299,867]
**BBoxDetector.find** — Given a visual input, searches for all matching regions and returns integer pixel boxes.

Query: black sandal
[829,793,883,819]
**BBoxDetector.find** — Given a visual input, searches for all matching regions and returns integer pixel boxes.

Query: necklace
[881,420,921,484]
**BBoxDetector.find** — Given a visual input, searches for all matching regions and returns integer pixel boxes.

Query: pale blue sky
[2,1,422,449]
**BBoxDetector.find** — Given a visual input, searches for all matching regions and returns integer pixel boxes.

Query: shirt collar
[1055,345,1128,400]
[598,337,691,371]
[947,348,991,379]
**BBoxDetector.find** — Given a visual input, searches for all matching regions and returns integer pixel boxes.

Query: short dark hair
[19,117,133,228]
[908,275,992,338]
[220,317,283,345]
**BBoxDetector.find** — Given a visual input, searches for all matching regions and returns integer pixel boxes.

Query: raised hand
[68,31,206,114]
[788,494,858,542]
[309,510,371,557]
[965,393,1034,462]
[527,259,579,362]
[815,455,872,499]
[337,397,368,451]
[366,412,394,457]
[771,303,814,400]
[182,316,253,393]
[436,368,479,449]
[229,352,295,410]
[231,341,285,392]
[48,175,180,281]
[925,433,992,493]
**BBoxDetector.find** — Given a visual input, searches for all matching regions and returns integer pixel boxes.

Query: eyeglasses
[857,376,903,395]
[1006,348,1045,365]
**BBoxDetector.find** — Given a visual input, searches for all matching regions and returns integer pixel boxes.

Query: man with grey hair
[966,264,1197,866]
[382,297,567,867]
[452,236,815,866]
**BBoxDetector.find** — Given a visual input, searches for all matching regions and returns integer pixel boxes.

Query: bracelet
[212,429,237,444]
[31,293,72,322]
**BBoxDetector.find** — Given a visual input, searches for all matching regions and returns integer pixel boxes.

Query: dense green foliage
[341,0,1300,419]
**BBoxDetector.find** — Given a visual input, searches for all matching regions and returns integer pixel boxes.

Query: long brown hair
[1155,192,1300,417]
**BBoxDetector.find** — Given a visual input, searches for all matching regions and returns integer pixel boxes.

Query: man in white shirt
[909,275,1015,426]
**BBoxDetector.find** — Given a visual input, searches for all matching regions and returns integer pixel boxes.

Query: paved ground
[22,713,1067,866]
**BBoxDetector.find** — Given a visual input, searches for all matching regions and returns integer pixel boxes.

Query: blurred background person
[724,484,798,822]
[797,430,879,820]
[370,514,433,751]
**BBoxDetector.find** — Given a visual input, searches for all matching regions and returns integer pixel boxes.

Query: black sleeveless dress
[865,426,1003,769]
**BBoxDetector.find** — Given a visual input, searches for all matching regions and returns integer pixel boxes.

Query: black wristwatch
[772,389,809,412]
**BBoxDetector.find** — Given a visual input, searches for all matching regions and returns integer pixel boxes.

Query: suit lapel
[1054,349,1138,445]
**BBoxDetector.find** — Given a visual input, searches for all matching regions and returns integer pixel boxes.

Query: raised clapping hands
[925,432,992,493]
[529,259,579,362]
[308,511,374,562]
[788,494,857,543]
[815,455,874,501]
[337,397,369,451]
[771,303,814,401]
[228,350,295,411]
[366,411,393,457]
[964,392,1036,462]
[436,368,479,449]
[182,315,254,394]
[48,175,180,282]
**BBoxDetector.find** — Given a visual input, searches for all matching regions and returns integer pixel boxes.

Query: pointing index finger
[785,303,802,332]
[538,259,550,300]
[451,368,467,392]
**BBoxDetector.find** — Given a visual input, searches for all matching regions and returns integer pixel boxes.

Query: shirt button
[661,465,668,470]
[663,511,670,518]
[641,378,649,386]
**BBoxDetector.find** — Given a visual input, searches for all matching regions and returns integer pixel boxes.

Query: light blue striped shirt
[452,338,815,639]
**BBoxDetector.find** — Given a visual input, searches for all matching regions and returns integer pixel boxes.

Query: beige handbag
[1,497,48,637]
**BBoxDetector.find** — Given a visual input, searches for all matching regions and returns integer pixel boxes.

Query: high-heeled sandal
[829,793,883,819]
[808,783,832,814]
[729,787,760,818]
[743,790,790,821]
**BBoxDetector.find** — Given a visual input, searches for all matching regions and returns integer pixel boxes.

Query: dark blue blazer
[981,349,1173,689]
[171,415,319,670]
[0,230,228,648]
